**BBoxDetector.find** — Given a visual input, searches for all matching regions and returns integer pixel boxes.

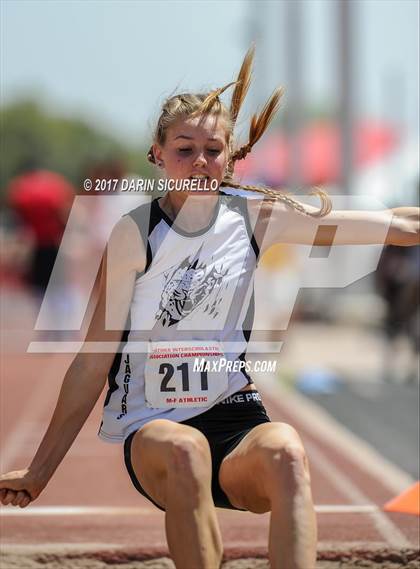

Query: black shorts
[123,389,271,511]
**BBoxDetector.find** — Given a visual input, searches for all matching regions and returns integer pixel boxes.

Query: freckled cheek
[215,157,228,175]
[166,156,185,170]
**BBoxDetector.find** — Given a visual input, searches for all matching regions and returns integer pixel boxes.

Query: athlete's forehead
[165,114,228,145]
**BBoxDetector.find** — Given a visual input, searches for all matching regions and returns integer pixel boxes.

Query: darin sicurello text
[120,178,219,192]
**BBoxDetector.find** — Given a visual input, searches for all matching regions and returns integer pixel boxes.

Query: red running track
[1,349,419,559]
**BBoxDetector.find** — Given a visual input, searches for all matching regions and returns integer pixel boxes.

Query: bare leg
[267,447,317,569]
[164,438,223,568]
[219,422,317,569]
[131,422,223,569]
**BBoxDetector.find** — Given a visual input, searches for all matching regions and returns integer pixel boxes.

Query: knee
[133,420,211,480]
[168,433,211,479]
[259,428,310,493]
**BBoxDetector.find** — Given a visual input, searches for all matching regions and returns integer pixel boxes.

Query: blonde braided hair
[193,81,238,116]
[224,44,256,178]
[230,44,255,125]
[230,87,284,165]
[221,181,332,218]
[148,47,332,218]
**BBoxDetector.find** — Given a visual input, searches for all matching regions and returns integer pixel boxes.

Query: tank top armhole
[125,199,163,277]
[220,191,260,261]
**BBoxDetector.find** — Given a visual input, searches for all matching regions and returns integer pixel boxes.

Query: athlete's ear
[153,144,165,169]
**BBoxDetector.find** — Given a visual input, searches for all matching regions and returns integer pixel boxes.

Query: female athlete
[1,47,419,569]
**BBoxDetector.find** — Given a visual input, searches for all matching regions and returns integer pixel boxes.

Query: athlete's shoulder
[107,215,146,273]
[110,214,139,241]
[126,199,154,223]
[125,198,163,244]
[108,215,146,254]
[219,188,257,215]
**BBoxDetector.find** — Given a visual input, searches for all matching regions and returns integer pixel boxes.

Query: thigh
[127,419,211,509]
[218,422,307,513]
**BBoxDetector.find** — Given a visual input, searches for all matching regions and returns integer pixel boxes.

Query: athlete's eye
[207,149,222,155]
[177,148,192,154]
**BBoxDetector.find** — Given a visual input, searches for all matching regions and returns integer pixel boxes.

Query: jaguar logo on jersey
[155,248,228,327]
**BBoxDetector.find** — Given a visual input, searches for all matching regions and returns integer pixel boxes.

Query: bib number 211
[160,362,208,392]
[144,342,228,408]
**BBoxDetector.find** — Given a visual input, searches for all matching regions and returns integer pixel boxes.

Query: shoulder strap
[220,191,260,259]
[126,199,163,273]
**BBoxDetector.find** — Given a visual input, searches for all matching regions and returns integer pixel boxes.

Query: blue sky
[1,0,418,144]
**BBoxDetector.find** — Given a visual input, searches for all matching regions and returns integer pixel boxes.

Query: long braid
[230,88,284,164]
[224,45,255,179]
[221,180,332,218]
[230,44,255,124]
[223,50,331,217]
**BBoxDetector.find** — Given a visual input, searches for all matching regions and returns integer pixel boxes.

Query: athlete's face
[153,114,230,191]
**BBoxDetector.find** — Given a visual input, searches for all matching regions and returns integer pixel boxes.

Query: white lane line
[0,504,379,517]
[0,506,155,516]
[315,505,378,513]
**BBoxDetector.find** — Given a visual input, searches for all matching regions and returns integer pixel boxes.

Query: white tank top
[99,192,260,443]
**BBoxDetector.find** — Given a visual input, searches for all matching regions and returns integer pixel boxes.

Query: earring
[158,161,164,167]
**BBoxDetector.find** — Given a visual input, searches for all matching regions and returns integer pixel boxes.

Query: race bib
[144,341,228,408]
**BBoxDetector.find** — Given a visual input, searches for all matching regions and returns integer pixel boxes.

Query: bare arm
[0,215,145,507]
[248,199,419,253]
[386,207,420,246]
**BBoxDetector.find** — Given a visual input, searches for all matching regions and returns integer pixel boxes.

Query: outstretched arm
[0,216,145,507]
[249,199,419,252]
[386,207,420,246]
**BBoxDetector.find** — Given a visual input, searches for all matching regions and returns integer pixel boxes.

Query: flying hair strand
[194,81,238,116]
[230,44,255,125]
[231,87,284,163]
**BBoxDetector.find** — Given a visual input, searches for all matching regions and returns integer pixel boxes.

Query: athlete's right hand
[0,469,46,508]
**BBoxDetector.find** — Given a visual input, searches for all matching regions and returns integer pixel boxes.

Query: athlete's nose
[193,153,207,167]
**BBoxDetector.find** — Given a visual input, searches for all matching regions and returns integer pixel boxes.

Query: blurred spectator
[375,242,419,383]
[7,167,75,293]
[0,208,33,287]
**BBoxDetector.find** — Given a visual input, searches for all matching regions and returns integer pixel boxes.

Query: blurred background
[1,0,418,478]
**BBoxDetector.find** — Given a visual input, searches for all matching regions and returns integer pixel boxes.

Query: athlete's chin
[185,190,220,202]
[185,181,220,194]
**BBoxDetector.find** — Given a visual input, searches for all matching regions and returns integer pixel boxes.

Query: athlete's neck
[160,191,219,233]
